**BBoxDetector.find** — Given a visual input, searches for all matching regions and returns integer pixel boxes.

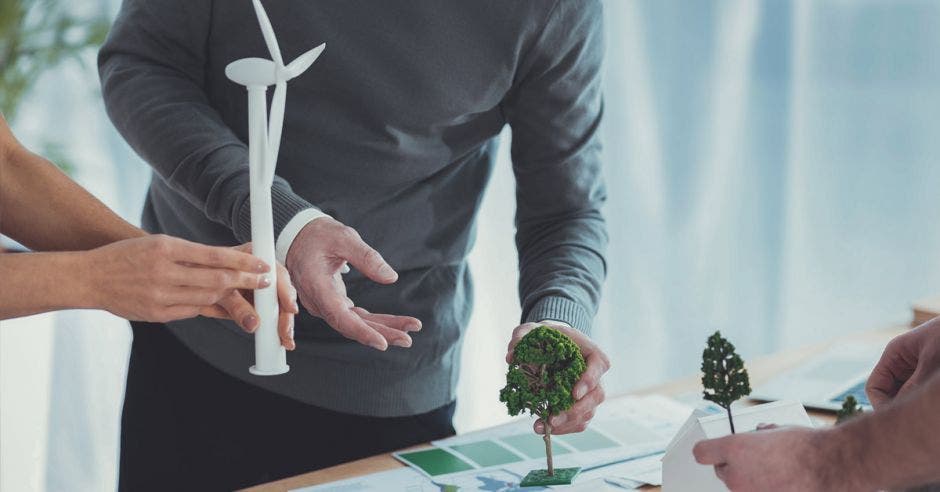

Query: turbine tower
[225,0,325,375]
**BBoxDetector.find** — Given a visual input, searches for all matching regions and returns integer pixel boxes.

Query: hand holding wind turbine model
[226,0,325,376]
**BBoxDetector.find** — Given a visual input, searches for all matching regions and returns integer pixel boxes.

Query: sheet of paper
[395,395,693,482]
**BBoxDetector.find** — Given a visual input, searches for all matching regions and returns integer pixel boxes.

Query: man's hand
[692,426,836,492]
[866,317,940,408]
[506,320,610,435]
[285,217,422,351]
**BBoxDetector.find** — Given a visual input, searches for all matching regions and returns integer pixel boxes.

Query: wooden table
[246,325,907,492]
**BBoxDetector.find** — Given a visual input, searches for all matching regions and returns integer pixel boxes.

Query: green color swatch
[554,428,619,452]
[396,448,475,476]
[500,433,571,459]
[448,441,523,467]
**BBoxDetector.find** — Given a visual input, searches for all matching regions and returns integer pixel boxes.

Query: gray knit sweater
[99,0,607,417]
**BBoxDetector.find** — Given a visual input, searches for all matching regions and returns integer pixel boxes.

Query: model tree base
[520,467,581,487]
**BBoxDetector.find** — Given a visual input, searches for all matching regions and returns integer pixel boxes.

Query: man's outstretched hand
[506,320,610,435]
[285,217,422,351]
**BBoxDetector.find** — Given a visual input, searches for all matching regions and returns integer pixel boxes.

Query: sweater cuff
[234,184,315,244]
[274,208,332,264]
[524,296,592,335]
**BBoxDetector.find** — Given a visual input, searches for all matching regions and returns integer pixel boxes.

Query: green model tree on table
[500,325,586,486]
[835,395,864,424]
[702,331,751,434]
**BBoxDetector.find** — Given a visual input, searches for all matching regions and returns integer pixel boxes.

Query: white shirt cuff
[275,208,332,265]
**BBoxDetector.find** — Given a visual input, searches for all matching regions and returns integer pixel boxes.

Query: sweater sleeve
[98,0,314,243]
[502,0,608,334]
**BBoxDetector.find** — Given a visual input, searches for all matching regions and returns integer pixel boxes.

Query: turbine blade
[251,0,284,66]
[285,43,326,80]
[266,81,287,178]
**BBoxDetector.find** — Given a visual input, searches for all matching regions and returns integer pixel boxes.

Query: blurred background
[3,0,940,490]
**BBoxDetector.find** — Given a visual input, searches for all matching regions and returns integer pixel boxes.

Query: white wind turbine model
[226,0,325,375]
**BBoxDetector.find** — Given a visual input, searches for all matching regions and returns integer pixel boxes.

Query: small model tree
[701,331,751,434]
[500,325,586,485]
[835,395,863,424]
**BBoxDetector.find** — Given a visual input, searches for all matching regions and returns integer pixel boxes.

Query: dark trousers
[120,322,456,491]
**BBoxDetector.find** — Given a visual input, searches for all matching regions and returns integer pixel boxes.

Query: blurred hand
[693,426,830,491]
[285,217,421,351]
[866,318,940,408]
[202,243,299,350]
[506,320,610,435]
[87,235,271,323]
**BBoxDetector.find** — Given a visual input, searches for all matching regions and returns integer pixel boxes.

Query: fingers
[573,350,610,400]
[169,236,269,273]
[506,323,539,363]
[275,264,299,314]
[866,344,916,408]
[311,286,388,350]
[217,291,261,333]
[352,307,422,332]
[170,264,271,291]
[693,436,730,466]
[198,305,230,319]
[278,310,296,351]
[363,319,412,348]
[547,385,605,434]
[158,305,204,322]
[333,227,398,284]
[163,286,229,307]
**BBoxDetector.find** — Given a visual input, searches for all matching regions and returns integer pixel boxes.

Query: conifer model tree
[500,325,585,477]
[701,331,751,434]
[835,395,864,424]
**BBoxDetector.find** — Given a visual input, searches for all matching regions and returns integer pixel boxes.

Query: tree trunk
[544,421,554,476]
[727,406,736,434]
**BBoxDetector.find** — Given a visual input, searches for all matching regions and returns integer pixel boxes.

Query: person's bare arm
[0,115,144,250]
[0,117,297,344]
[833,370,940,490]
[692,371,940,491]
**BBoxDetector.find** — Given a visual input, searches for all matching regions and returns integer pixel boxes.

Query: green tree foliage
[500,326,585,476]
[835,395,863,424]
[702,331,751,434]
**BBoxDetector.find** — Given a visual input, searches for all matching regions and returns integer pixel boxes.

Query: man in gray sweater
[100,0,608,489]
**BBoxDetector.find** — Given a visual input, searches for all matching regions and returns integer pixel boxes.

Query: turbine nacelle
[225,43,326,88]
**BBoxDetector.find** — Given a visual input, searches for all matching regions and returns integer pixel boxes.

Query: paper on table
[395,395,692,481]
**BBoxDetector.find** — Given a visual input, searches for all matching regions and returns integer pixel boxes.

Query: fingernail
[378,264,397,280]
[259,275,272,288]
[574,384,586,399]
[370,341,387,351]
[256,262,268,273]
[552,415,566,426]
[243,315,258,331]
[394,338,412,348]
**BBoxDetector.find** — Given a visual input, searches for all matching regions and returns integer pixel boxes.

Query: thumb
[897,365,929,399]
[334,228,398,284]
[693,436,730,466]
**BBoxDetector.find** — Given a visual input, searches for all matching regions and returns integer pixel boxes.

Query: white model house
[661,400,813,492]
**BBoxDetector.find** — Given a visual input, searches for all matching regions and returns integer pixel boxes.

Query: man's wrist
[812,422,870,490]
[275,208,332,265]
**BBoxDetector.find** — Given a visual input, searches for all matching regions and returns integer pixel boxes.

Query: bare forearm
[0,144,144,251]
[0,252,96,319]
[823,372,940,490]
